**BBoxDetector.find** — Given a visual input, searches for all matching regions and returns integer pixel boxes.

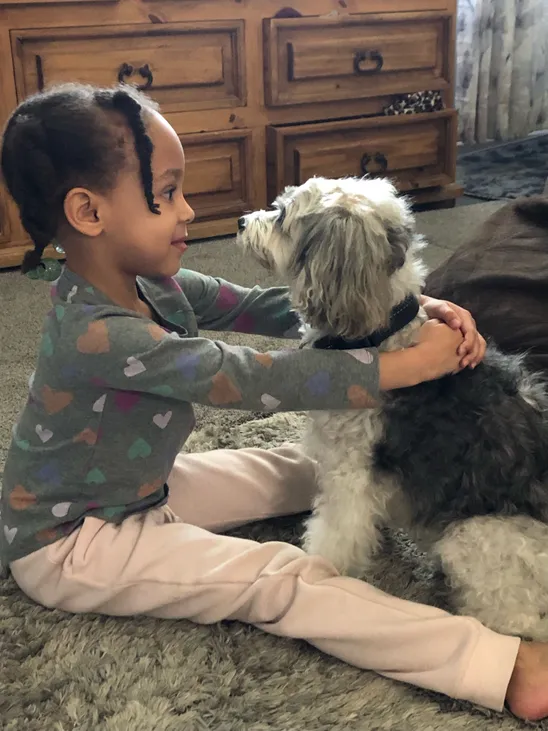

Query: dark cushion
[425,197,548,377]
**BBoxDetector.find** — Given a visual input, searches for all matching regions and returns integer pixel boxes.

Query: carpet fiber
[4,201,542,731]
[458,134,548,201]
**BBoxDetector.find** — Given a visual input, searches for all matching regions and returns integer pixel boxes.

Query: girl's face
[81,111,195,280]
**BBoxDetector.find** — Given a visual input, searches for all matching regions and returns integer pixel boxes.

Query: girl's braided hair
[0,83,160,274]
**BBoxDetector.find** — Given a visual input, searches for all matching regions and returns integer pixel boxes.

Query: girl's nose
[180,196,195,224]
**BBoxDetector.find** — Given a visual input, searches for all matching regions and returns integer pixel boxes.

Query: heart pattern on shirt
[148,324,166,341]
[42,333,54,357]
[306,371,331,397]
[261,393,281,410]
[216,285,240,309]
[93,394,107,413]
[77,321,110,354]
[153,411,172,429]
[124,357,146,378]
[232,313,255,333]
[42,385,73,415]
[176,352,200,379]
[255,353,274,368]
[128,438,152,460]
[85,468,106,485]
[35,425,53,443]
[4,525,17,544]
[36,462,61,486]
[346,350,375,365]
[52,502,71,518]
[9,484,37,511]
[169,311,187,326]
[74,428,98,446]
[347,384,377,409]
[283,322,303,338]
[36,528,59,543]
[114,391,141,413]
[208,372,242,406]
[138,477,164,498]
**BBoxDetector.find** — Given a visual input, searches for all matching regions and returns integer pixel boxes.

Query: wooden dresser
[0,0,459,269]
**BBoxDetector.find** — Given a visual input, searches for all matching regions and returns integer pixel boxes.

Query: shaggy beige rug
[2,409,542,730]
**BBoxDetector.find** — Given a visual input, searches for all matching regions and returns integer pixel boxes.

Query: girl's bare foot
[506,641,548,720]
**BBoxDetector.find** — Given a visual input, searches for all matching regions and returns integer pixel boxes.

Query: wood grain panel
[11,21,245,113]
[264,13,450,106]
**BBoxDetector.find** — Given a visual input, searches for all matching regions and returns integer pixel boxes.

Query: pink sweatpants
[10,446,519,711]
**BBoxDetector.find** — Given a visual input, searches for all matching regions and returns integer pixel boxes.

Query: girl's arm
[67,311,464,412]
[174,270,487,367]
[174,268,301,338]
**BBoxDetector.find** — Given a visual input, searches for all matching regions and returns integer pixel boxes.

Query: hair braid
[109,89,160,215]
[2,113,63,273]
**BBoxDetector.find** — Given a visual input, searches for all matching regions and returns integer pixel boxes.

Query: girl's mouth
[171,238,188,253]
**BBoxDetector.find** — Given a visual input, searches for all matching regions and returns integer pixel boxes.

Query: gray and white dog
[238,175,548,640]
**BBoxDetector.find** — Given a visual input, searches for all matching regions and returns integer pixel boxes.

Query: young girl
[1,83,547,721]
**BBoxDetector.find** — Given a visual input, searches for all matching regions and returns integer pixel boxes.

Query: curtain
[456,0,548,143]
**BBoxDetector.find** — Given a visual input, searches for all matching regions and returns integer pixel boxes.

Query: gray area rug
[458,134,548,201]
[6,201,542,731]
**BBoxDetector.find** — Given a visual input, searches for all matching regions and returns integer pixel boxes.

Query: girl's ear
[63,187,104,237]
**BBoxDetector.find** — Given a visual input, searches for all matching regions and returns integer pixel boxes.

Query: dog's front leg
[302,416,389,577]
[304,467,383,578]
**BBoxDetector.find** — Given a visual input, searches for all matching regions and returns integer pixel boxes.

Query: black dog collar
[313,294,420,350]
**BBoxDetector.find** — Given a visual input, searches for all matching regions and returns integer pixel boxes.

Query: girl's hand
[413,318,465,381]
[378,319,464,390]
[420,295,486,368]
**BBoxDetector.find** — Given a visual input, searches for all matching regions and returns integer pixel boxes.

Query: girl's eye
[163,187,176,202]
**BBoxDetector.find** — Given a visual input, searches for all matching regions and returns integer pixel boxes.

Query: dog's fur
[239,176,548,640]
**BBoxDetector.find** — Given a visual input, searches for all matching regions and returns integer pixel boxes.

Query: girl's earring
[53,239,65,255]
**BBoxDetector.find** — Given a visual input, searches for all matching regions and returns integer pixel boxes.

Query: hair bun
[21,246,44,275]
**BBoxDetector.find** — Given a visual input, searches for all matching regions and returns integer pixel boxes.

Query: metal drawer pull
[353,50,384,75]
[137,64,154,91]
[117,62,154,91]
[361,152,388,175]
[117,62,134,84]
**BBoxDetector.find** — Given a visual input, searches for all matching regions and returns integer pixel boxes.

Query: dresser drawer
[264,13,451,107]
[181,129,254,224]
[267,110,457,198]
[11,21,245,113]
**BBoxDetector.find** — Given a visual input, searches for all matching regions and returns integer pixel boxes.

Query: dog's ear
[290,205,395,337]
[386,224,413,274]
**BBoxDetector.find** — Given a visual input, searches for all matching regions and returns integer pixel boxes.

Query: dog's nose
[238,216,247,232]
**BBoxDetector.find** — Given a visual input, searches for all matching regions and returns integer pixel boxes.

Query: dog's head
[238,176,426,338]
